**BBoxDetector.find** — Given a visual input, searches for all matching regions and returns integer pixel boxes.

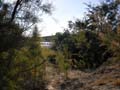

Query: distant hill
[41,35,55,42]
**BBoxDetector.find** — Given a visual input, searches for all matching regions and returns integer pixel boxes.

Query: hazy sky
[40,0,103,36]
[4,0,103,36]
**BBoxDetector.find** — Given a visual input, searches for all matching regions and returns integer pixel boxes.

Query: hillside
[42,36,55,42]
[47,62,120,90]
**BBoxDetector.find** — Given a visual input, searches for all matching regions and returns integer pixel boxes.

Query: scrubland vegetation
[0,0,120,90]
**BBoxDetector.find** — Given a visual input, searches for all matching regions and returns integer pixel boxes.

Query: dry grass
[93,80,107,86]
[112,79,120,87]
[91,76,115,86]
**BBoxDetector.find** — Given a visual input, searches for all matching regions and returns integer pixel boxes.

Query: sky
[40,0,103,36]
[4,0,103,36]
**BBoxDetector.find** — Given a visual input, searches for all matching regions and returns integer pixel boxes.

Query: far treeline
[0,0,120,90]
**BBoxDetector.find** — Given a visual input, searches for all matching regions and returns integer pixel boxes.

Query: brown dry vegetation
[46,63,120,90]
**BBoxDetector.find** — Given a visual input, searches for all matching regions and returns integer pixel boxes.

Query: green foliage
[0,0,53,90]
[56,51,70,78]
[0,0,120,89]
[85,0,120,31]
[101,26,120,63]
[76,31,108,69]
[53,30,108,69]
[53,0,120,70]
[0,24,46,90]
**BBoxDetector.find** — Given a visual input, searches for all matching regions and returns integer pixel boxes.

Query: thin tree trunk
[9,0,22,22]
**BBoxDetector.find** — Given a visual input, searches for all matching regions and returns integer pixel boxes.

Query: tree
[23,26,46,90]
[0,0,53,89]
[86,0,120,32]
[1,0,53,30]
[53,21,111,69]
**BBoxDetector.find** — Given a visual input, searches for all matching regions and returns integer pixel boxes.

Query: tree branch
[20,60,46,73]
[9,0,22,23]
